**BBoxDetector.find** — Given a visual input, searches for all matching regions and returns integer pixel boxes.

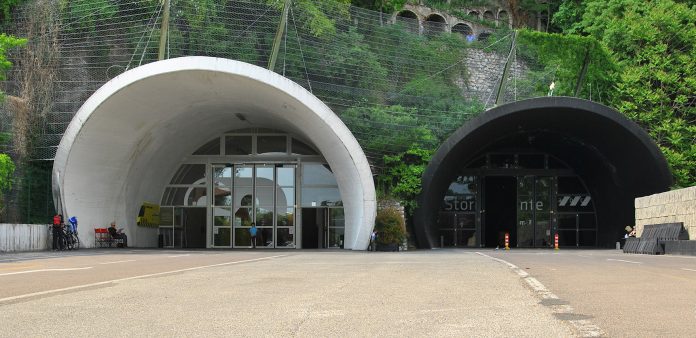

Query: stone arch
[395,10,420,33]
[483,11,495,21]
[498,10,509,27]
[424,13,447,36]
[452,23,473,38]
[468,11,480,19]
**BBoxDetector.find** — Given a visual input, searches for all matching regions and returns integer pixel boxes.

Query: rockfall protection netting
[1,0,614,163]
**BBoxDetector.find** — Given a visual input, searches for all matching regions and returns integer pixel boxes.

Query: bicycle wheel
[72,234,80,250]
[65,233,74,250]
[60,235,69,251]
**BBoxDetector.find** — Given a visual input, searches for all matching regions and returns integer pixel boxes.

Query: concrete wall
[0,224,49,252]
[635,186,696,239]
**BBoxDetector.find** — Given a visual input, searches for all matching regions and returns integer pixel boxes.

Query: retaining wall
[635,186,696,239]
[0,223,50,252]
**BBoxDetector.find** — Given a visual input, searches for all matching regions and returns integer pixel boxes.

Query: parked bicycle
[64,216,80,250]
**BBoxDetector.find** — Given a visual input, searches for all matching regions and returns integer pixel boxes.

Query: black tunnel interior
[414,97,672,249]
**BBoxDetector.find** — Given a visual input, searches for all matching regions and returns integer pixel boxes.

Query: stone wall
[0,224,49,252]
[462,49,528,105]
[635,186,696,239]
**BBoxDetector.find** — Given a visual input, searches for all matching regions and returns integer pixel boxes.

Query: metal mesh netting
[0,0,612,165]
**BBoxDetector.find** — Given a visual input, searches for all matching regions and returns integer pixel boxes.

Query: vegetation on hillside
[0,0,693,222]
[552,0,696,187]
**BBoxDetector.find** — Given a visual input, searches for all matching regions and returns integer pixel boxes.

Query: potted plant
[374,207,407,251]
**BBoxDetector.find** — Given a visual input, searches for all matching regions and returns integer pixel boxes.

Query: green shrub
[374,207,406,245]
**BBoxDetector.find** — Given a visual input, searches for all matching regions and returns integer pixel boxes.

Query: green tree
[265,0,351,38]
[0,154,14,213]
[563,0,696,187]
[380,145,434,215]
[0,33,26,101]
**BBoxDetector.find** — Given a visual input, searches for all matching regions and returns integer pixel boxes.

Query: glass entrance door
[210,163,297,248]
[212,165,232,247]
[517,176,554,248]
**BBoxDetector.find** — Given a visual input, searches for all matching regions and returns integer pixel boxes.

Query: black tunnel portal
[414,97,671,249]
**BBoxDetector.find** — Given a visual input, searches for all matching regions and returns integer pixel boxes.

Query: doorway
[301,208,325,249]
[484,176,517,247]
[183,208,206,248]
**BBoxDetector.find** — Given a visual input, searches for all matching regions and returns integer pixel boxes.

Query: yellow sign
[136,202,160,227]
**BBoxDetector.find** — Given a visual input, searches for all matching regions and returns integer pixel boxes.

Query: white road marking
[0,255,287,304]
[577,254,592,258]
[476,252,605,337]
[0,267,93,277]
[98,260,136,265]
[607,258,642,264]
[166,254,191,258]
[681,268,696,272]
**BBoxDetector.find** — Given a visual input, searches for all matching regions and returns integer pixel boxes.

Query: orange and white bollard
[554,233,559,250]
[504,232,510,250]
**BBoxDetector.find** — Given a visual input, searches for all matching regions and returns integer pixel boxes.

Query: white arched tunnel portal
[53,57,376,250]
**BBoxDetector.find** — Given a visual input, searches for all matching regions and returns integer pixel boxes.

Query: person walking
[51,213,64,251]
[370,230,377,251]
[249,223,258,248]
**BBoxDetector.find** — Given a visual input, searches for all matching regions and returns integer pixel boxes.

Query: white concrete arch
[53,57,376,250]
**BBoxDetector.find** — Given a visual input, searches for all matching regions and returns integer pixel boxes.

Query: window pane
[235,188,253,207]
[276,208,294,226]
[255,207,273,227]
[276,228,294,247]
[186,188,207,206]
[159,207,173,226]
[213,207,230,226]
[170,164,206,185]
[214,227,231,246]
[302,164,337,185]
[234,228,251,247]
[276,187,294,208]
[291,138,318,155]
[328,227,344,248]
[558,214,576,230]
[225,136,252,155]
[257,136,287,155]
[258,228,274,247]
[277,166,295,187]
[234,207,252,226]
[329,208,345,228]
[256,166,274,186]
[193,138,220,155]
[256,187,274,206]
[234,166,253,186]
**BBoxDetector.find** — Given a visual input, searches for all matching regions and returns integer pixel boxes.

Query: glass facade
[438,152,597,248]
[158,129,343,249]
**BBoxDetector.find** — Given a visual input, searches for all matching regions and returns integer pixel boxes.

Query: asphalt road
[0,249,572,337]
[1,248,694,337]
[486,249,696,337]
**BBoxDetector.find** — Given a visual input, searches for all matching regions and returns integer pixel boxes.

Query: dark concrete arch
[425,13,446,23]
[497,10,509,26]
[424,13,447,36]
[483,11,495,20]
[395,10,420,33]
[396,10,418,20]
[452,23,473,36]
[414,97,672,249]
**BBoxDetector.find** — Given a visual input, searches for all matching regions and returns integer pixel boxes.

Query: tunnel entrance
[415,97,671,249]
